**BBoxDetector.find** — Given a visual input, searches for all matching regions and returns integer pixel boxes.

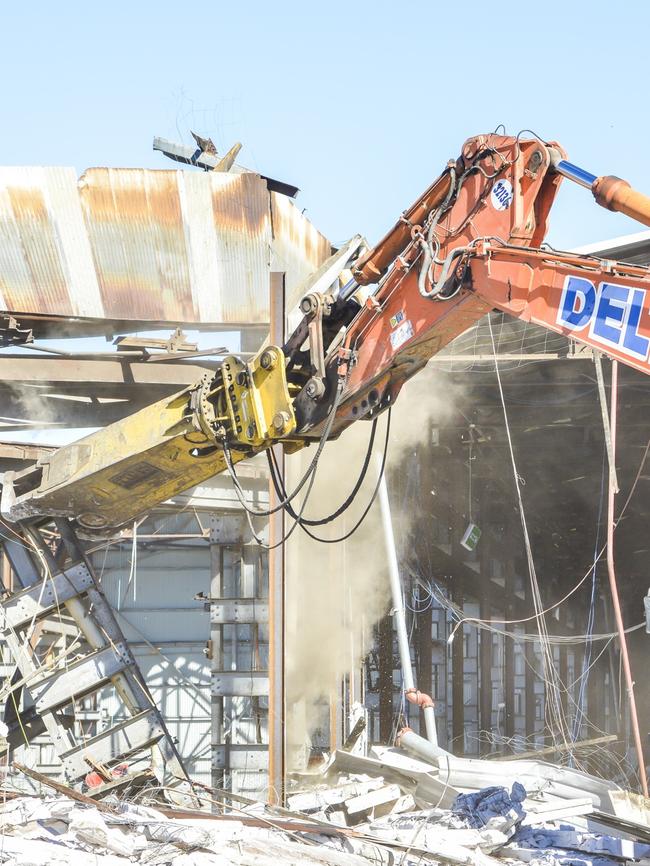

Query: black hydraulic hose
[268,407,391,544]
[222,378,345,518]
[265,416,378,526]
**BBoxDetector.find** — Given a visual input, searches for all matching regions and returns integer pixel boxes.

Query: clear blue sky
[1,1,648,251]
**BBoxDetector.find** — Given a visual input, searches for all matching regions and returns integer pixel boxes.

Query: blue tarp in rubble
[452,782,527,828]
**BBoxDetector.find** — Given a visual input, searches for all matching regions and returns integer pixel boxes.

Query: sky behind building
[2,1,648,251]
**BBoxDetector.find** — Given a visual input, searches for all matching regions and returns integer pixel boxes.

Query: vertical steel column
[210,535,224,796]
[268,272,286,804]
[524,629,537,745]
[504,558,516,751]
[378,613,394,742]
[524,557,537,746]
[451,577,465,753]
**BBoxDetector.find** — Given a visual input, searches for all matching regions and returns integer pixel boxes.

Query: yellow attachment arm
[2,346,296,532]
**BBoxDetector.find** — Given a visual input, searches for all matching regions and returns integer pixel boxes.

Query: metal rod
[551,159,597,189]
[605,360,648,797]
[376,457,438,746]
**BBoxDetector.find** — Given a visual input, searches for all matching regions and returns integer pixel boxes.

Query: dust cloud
[285,359,454,765]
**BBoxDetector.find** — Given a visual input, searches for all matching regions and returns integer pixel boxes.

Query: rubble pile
[2,739,650,866]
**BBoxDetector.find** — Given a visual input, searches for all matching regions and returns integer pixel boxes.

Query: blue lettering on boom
[557,276,650,362]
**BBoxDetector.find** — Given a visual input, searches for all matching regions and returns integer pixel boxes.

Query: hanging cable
[486,315,572,749]
[268,408,392,544]
[224,379,346,548]
[265,416,378,527]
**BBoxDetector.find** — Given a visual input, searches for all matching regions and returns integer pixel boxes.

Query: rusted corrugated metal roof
[270,192,332,311]
[0,166,331,334]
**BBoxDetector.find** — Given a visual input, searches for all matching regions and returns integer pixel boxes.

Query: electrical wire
[445,428,650,635]
[486,314,572,748]
[407,567,646,645]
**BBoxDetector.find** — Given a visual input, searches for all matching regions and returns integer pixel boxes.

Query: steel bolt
[272,411,290,433]
[305,377,325,399]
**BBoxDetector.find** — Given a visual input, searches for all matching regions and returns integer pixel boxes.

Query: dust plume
[285,358,455,765]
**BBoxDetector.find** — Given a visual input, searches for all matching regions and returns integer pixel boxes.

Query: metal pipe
[268,272,286,805]
[376,457,438,746]
[397,728,448,763]
[605,360,648,797]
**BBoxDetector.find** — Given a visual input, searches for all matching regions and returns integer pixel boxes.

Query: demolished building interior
[0,133,650,866]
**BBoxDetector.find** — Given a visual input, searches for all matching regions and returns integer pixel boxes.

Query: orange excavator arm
[289,133,650,439]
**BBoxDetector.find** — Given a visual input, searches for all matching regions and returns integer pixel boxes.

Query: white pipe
[377,456,438,746]
[399,728,448,763]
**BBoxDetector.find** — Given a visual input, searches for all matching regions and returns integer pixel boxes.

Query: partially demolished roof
[0,166,332,337]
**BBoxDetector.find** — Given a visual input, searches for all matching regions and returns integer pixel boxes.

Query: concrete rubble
[2,736,650,866]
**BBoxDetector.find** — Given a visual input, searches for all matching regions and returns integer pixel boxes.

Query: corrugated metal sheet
[270,192,333,311]
[0,167,331,330]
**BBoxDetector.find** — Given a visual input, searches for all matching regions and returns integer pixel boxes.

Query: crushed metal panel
[270,192,332,311]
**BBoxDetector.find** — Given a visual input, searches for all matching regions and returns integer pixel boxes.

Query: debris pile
[3,737,650,866]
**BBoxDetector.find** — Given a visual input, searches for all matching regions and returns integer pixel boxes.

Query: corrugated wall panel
[270,192,332,310]
[208,172,272,323]
[79,168,196,322]
[0,167,76,316]
[116,609,209,643]
[99,546,209,610]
